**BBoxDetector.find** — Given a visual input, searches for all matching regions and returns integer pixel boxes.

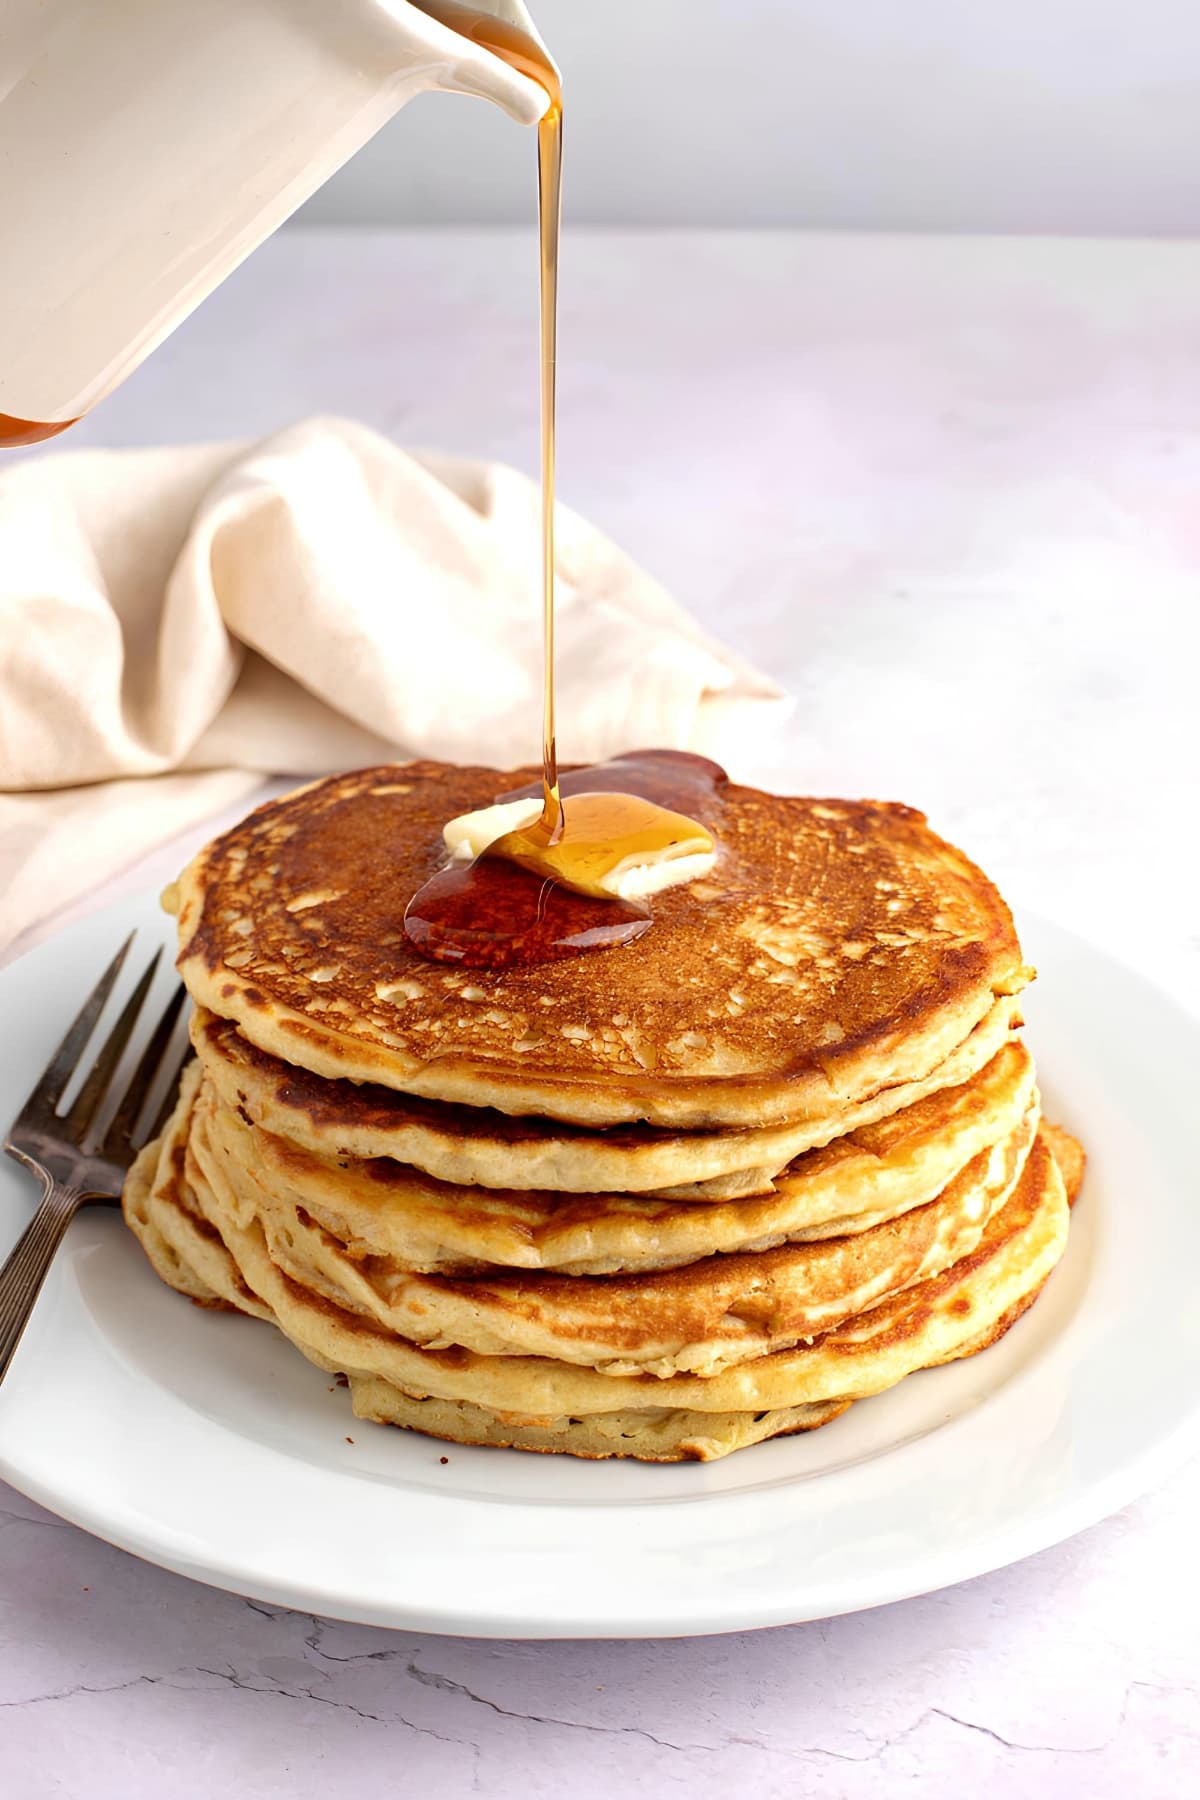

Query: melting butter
[443,798,543,859]
[442,792,715,901]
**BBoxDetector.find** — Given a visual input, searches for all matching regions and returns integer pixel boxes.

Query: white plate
[1,893,1198,1638]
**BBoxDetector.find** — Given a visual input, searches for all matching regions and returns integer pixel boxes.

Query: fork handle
[0,1181,88,1384]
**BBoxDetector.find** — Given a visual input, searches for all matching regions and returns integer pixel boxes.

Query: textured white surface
[2,229,1198,1792]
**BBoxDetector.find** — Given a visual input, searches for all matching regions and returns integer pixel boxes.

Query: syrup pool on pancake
[403,752,724,969]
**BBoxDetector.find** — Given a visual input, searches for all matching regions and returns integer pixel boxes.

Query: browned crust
[174,762,1028,1126]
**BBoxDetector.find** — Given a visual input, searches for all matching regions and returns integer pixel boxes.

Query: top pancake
[171,761,1030,1128]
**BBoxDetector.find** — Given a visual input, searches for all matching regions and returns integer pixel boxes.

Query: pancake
[194,1039,1038,1275]
[123,1075,1073,1458]
[127,760,1082,1464]
[188,1086,1037,1376]
[170,762,1031,1128]
[187,1130,1069,1418]
[344,1242,1055,1459]
[346,1383,852,1461]
[191,992,1025,1199]
[123,1128,224,1307]
[126,1124,849,1455]
[122,1065,272,1322]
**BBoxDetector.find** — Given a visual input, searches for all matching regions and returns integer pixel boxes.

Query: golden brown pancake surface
[173,762,1029,1127]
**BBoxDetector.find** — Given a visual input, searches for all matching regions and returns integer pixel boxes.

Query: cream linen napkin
[0,416,786,951]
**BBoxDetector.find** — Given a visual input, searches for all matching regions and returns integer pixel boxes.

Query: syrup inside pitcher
[0,0,553,435]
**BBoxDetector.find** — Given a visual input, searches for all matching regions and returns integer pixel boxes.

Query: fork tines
[6,933,190,1162]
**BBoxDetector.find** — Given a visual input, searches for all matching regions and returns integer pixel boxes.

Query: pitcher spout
[399,1,558,123]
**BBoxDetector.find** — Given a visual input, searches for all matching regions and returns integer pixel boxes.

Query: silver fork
[0,933,189,1384]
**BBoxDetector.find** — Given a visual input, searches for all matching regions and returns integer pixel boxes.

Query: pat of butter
[441,793,716,901]
[599,847,716,900]
[443,797,543,860]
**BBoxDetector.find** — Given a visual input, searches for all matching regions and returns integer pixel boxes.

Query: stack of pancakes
[123,761,1082,1461]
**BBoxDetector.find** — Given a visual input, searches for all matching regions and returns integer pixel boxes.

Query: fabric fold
[0,415,789,950]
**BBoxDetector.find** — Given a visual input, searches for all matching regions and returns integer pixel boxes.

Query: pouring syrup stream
[406,9,725,966]
[413,4,563,836]
[536,68,563,835]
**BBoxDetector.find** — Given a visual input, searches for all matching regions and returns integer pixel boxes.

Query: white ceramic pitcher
[0,0,552,442]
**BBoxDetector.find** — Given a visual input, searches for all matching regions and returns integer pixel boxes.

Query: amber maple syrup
[404,8,718,968]
[0,411,76,447]
[406,750,727,967]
